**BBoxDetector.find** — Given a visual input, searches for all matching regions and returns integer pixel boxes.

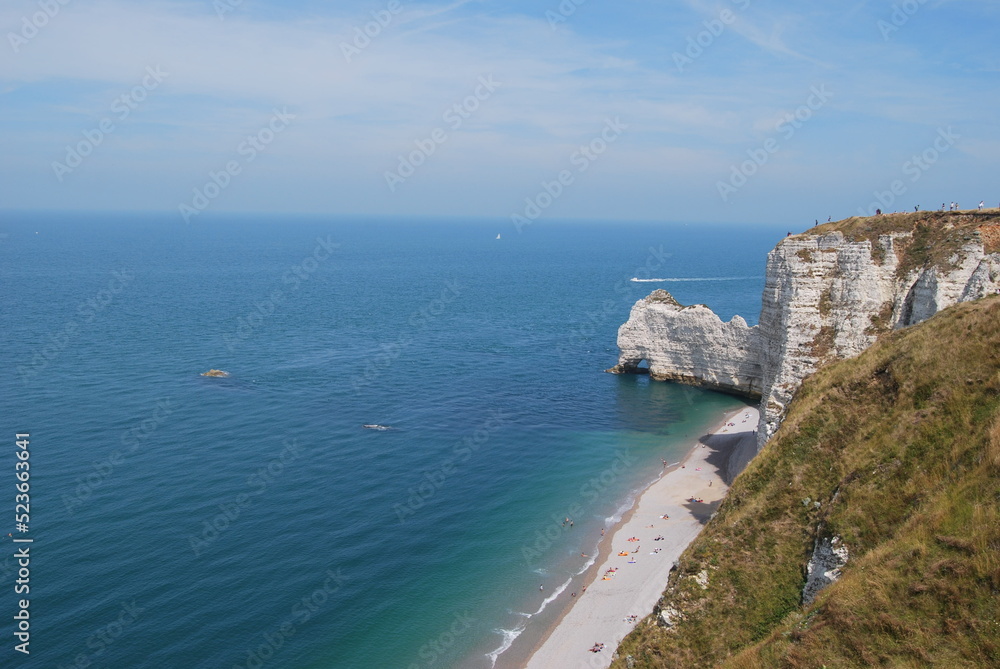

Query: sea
[0,213,786,669]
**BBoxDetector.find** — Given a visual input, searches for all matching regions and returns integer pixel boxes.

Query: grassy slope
[612,296,1000,668]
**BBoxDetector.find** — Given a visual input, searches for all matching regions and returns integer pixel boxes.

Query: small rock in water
[201,369,230,377]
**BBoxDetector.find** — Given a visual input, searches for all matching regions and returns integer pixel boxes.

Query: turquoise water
[0,214,784,668]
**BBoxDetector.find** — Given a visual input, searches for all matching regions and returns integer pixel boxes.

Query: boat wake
[631,276,758,283]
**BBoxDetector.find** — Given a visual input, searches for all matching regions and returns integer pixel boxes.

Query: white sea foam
[630,276,757,283]
[486,623,528,667]
[604,492,638,527]
[531,577,571,616]
[575,552,597,575]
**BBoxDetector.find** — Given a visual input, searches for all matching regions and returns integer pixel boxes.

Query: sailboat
[496,233,501,240]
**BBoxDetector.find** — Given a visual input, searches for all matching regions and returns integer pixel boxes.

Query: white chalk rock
[802,536,849,605]
[611,224,1000,453]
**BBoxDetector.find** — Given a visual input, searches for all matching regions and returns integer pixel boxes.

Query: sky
[0,0,997,225]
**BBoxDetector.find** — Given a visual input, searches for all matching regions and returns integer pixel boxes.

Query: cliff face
[611,213,1000,450]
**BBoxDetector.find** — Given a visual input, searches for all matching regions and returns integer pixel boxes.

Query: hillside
[611,296,1000,668]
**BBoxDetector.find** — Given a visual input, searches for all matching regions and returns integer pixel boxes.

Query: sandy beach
[522,405,759,669]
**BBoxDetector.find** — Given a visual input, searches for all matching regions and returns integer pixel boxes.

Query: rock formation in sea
[610,212,1000,451]
[609,290,763,398]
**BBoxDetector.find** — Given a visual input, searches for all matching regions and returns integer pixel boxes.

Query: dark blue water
[0,213,785,668]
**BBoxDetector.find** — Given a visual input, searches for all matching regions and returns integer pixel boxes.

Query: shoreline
[517,404,759,669]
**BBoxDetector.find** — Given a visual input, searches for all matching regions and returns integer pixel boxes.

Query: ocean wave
[530,577,572,616]
[604,493,639,527]
[630,276,759,283]
[488,572,587,665]
[575,553,597,575]
[486,623,528,667]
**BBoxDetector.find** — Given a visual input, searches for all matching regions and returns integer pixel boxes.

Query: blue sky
[0,0,997,224]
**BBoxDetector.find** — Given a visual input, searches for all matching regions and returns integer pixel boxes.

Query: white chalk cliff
[610,290,764,398]
[611,213,1000,451]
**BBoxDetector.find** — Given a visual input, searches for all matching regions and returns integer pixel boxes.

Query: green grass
[611,296,1000,668]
